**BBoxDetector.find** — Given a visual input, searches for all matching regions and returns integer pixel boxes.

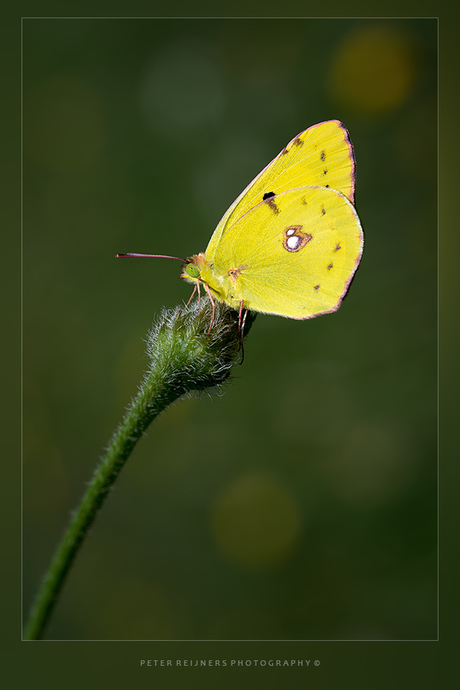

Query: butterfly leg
[184,283,198,310]
[238,300,246,364]
[197,280,201,314]
[202,282,216,333]
[238,299,245,336]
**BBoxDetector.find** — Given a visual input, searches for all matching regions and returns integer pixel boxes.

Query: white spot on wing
[287,236,301,250]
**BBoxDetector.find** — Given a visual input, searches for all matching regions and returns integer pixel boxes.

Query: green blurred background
[23,17,437,641]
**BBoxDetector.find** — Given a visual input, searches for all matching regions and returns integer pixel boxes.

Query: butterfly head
[181,252,206,285]
[181,252,232,307]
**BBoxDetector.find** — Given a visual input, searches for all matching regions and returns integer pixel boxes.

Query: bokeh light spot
[140,40,225,134]
[329,26,417,115]
[212,471,301,569]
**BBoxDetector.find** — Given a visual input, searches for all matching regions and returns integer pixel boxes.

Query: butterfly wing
[210,186,363,319]
[205,120,356,262]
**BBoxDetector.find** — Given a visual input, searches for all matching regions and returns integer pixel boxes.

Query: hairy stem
[24,300,255,640]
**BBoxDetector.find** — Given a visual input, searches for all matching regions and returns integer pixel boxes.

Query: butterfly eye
[185,263,200,279]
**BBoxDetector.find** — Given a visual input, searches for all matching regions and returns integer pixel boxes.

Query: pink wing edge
[298,119,357,206]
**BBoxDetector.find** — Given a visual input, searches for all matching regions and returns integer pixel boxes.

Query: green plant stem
[24,300,255,640]
[24,379,161,641]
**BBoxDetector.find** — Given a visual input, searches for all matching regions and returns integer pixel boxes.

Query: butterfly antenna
[116,253,187,261]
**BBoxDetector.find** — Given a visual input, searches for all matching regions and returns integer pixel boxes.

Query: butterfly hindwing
[211,186,363,319]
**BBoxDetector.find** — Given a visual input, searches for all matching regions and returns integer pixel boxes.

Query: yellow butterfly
[118,120,363,326]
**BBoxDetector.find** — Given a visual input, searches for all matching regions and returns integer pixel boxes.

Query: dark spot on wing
[325,184,330,188]
[327,262,333,270]
[263,191,276,200]
[334,243,342,252]
[314,285,320,291]
[321,207,326,216]
[320,150,326,162]
[293,137,303,147]
[323,168,328,176]
[267,197,279,214]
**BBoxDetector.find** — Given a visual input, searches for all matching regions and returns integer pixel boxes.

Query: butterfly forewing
[205,120,356,263]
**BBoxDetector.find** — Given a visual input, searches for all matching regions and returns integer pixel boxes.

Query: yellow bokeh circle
[330,26,417,115]
[212,471,301,569]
